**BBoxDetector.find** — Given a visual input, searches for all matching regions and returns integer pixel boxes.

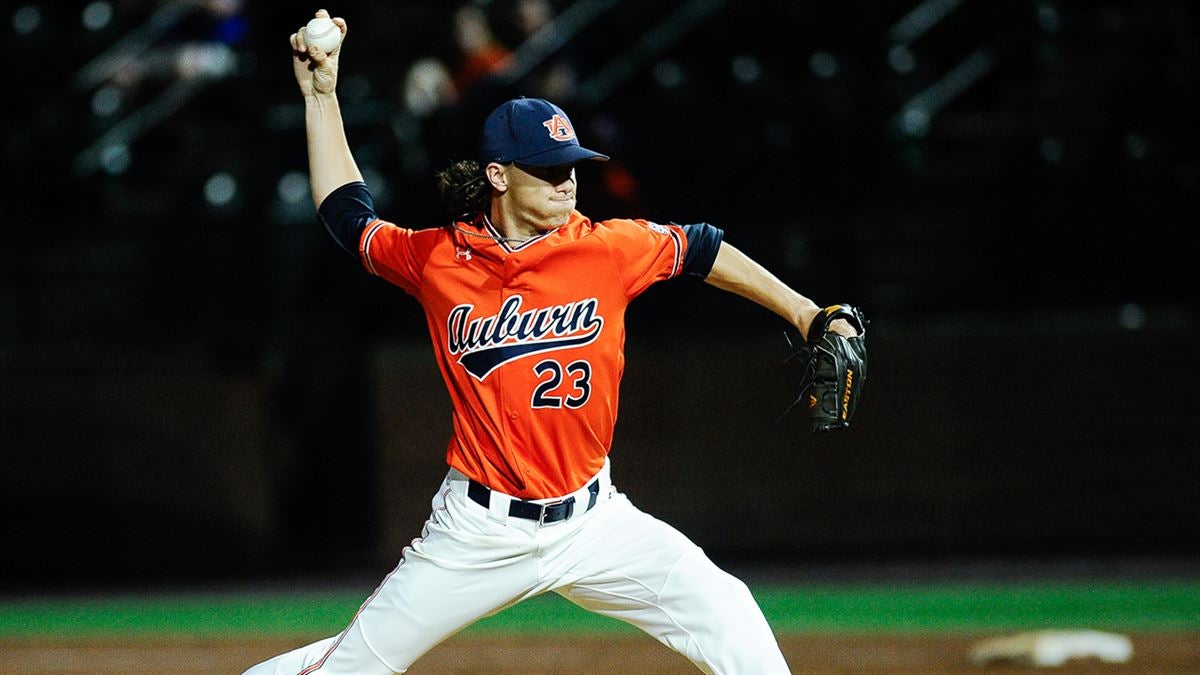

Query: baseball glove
[784,304,868,432]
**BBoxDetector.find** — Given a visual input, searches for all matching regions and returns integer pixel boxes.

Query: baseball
[304,17,342,54]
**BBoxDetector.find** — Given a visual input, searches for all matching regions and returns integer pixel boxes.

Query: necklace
[447,221,536,245]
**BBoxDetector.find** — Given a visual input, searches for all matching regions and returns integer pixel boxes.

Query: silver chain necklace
[448,213,546,245]
[447,221,536,245]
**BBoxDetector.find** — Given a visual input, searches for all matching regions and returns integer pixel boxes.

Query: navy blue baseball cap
[480,97,609,166]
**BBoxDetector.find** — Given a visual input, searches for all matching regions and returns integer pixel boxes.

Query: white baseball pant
[244,460,790,674]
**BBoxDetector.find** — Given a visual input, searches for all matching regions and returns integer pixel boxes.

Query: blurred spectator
[403,57,457,118]
[101,0,245,86]
[452,4,511,94]
[513,0,578,102]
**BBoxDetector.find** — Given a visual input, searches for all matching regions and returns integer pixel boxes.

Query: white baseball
[304,17,342,54]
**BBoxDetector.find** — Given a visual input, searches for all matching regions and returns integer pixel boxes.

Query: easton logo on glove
[784,304,868,432]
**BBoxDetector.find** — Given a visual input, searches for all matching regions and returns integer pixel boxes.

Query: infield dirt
[2,632,1197,674]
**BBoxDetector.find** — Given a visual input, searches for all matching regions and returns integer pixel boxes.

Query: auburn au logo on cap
[542,114,576,142]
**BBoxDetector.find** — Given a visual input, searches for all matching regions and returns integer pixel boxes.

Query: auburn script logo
[448,295,603,380]
[542,114,576,142]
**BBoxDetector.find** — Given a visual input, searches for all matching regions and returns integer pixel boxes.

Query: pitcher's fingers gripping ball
[289,10,345,99]
[787,304,868,432]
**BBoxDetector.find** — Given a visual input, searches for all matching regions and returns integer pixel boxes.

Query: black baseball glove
[785,304,868,432]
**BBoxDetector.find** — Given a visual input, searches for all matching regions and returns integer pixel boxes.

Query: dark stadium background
[2,1,1197,591]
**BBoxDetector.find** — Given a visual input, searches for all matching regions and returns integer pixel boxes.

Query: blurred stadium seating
[1,1,1197,587]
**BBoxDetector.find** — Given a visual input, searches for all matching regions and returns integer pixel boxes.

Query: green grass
[1,581,1197,639]
[754,582,1200,633]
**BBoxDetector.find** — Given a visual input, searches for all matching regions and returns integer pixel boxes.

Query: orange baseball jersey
[357,211,690,499]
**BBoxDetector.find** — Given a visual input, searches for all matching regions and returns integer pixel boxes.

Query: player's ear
[485,162,508,193]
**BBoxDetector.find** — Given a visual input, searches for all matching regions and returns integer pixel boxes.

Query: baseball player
[247,10,862,675]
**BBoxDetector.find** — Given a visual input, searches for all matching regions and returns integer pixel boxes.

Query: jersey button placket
[499,257,526,483]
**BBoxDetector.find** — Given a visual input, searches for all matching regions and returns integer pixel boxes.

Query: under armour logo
[456,247,473,261]
[542,114,576,142]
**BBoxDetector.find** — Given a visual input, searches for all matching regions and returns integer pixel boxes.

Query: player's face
[507,163,577,229]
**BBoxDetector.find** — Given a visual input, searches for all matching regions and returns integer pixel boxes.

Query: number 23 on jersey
[531,359,592,408]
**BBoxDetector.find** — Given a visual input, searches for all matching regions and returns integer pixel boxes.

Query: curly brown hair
[437,159,491,218]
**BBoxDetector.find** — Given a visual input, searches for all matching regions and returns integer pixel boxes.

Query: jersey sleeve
[601,219,688,299]
[318,181,376,258]
[359,219,424,297]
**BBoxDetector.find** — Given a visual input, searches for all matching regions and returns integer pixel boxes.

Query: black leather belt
[467,478,601,524]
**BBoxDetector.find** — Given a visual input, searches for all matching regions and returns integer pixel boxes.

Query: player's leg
[548,493,789,675]
[243,479,539,674]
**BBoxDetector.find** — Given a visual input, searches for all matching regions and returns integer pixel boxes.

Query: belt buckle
[537,497,574,525]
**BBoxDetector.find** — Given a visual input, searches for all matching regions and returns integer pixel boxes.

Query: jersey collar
[456,211,592,256]
[482,214,555,253]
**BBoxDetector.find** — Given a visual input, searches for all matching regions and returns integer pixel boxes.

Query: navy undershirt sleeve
[679,222,724,279]
[318,181,378,257]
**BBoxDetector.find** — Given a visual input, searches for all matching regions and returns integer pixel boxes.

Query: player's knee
[687,573,786,672]
[664,550,761,620]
